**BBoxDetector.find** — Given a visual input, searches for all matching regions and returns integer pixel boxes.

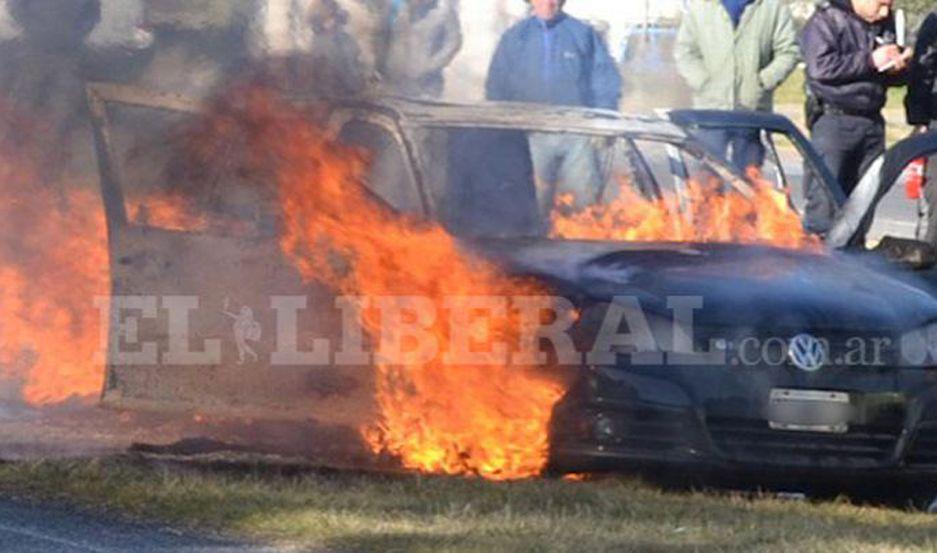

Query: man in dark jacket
[907,11,937,130]
[905,10,937,245]
[801,0,911,232]
[486,0,622,217]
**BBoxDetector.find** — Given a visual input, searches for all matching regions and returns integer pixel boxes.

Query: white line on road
[0,522,113,553]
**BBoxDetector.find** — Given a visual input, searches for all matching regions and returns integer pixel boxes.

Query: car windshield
[678,120,931,248]
[676,121,839,236]
[398,126,815,249]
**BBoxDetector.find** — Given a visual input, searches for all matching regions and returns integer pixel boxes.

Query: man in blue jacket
[486,0,622,217]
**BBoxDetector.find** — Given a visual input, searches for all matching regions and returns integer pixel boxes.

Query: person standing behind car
[381,0,463,98]
[0,0,103,180]
[486,0,622,218]
[905,9,937,245]
[135,0,257,98]
[302,0,369,97]
[674,0,800,172]
[802,0,911,200]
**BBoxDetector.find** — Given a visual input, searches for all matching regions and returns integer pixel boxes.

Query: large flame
[551,168,820,250]
[0,100,207,405]
[0,101,109,405]
[186,87,566,480]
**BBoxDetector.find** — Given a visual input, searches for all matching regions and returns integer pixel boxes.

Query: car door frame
[326,106,432,217]
[85,83,437,422]
[827,131,937,248]
[87,83,203,244]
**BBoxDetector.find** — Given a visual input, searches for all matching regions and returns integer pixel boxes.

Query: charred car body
[88,84,937,488]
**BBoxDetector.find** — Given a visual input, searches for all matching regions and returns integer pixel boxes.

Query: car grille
[706,417,900,466]
[906,423,937,466]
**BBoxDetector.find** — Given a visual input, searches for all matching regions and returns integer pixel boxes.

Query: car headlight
[899,322,937,367]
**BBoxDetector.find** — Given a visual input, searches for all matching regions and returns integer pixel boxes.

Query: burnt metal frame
[327,109,430,216]
[87,83,202,244]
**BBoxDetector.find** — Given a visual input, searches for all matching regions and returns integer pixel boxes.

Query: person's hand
[873,45,914,73]
[887,47,914,73]
[913,125,930,136]
[872,44,901,71]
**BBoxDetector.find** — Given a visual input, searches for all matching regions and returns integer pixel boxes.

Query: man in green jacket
[674,0,800,171]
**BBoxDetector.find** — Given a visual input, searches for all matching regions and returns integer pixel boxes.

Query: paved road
[0,498,295,553]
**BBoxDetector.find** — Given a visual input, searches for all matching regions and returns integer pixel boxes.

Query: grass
[0,458,935,552]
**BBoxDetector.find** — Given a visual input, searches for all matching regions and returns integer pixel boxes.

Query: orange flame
[0,101,109,404]
[128,194,209,232]
[551,168,820,251]
[0,99,208,405]
[186,87,566,480]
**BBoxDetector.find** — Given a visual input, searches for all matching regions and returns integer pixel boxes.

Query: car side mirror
[874,236,937,270]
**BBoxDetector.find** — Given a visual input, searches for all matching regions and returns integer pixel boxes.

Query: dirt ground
[0,403,166,460]
[0,401,375,471]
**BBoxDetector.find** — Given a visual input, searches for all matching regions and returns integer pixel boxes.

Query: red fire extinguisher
[905,158,928,200]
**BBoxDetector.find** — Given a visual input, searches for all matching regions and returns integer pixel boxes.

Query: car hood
[465,238,937,332]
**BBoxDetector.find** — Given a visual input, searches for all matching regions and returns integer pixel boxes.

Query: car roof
[84,83,690,143]
[332,96,690,142]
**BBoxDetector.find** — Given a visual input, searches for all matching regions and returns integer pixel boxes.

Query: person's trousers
[922,121,937,245]
[693,128,766,173]
[804,112,886,235]
[528,133,602,218]
[811,113,885,196]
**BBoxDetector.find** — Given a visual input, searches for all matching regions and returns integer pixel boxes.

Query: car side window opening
[683,124,837,234]
[759,131,831,220]
[110,103,274,236]
[336,119,423,214]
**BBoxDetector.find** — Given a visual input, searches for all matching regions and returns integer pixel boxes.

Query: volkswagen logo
[787,334,827,372]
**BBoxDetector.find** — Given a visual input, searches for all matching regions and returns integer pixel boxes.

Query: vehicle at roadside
[88,84,937,503]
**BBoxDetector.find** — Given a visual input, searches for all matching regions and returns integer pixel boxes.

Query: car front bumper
[548,366,937,480]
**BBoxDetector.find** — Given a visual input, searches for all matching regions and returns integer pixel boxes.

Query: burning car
[85,83,937,490]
